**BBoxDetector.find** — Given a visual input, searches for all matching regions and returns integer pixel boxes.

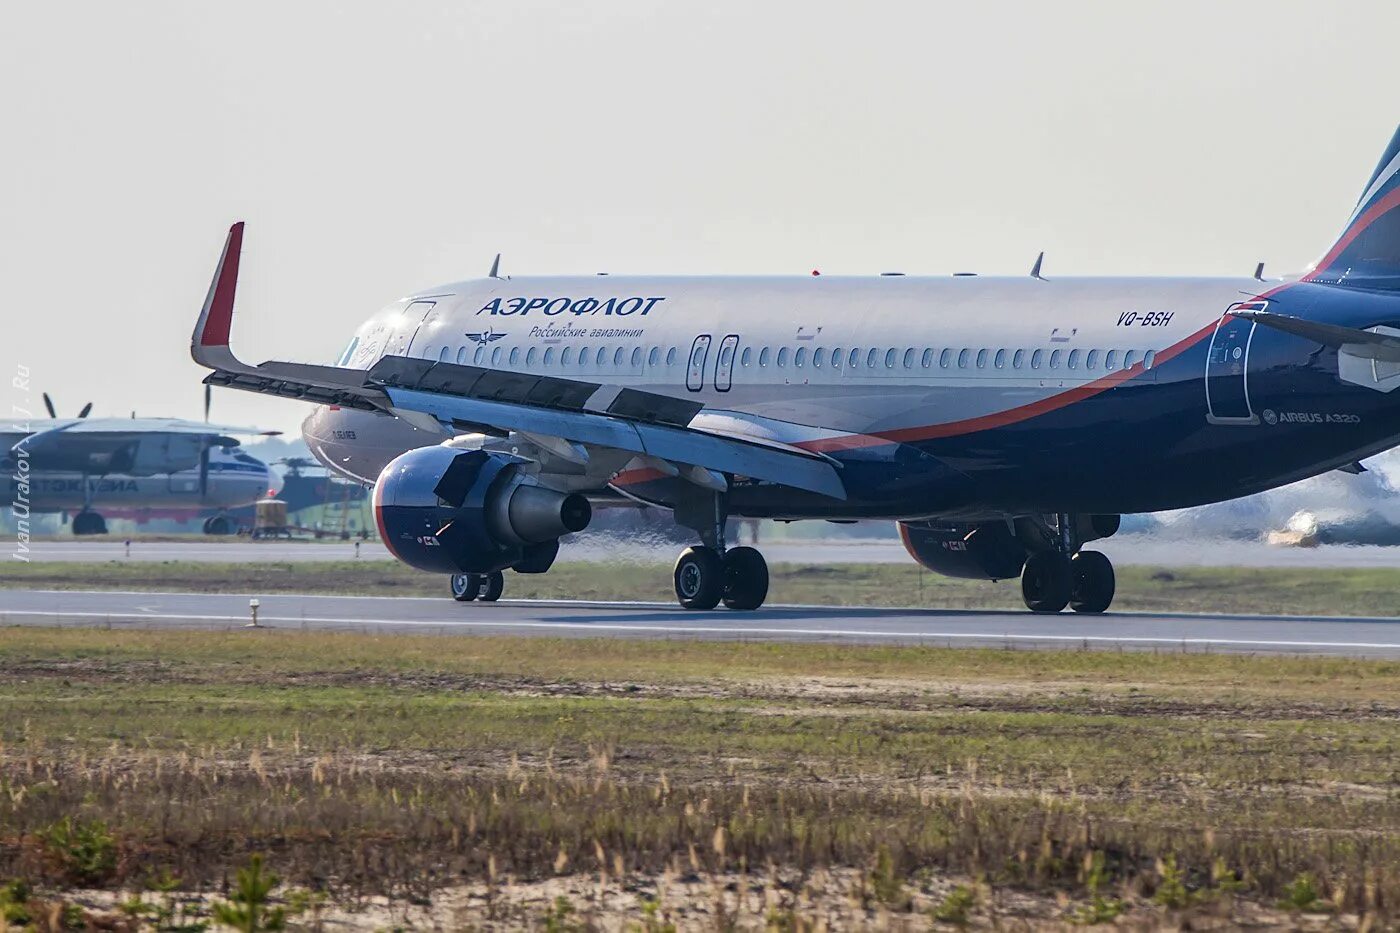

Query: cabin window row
[432,344,1157,374]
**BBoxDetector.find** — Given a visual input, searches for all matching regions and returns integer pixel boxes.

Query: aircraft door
[1205,304,1258,423]
[714,335,739,392]
[390,300,438,357]
[687,335,712,391]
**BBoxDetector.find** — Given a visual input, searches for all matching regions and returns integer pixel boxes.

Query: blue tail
[1307,125,1400,291]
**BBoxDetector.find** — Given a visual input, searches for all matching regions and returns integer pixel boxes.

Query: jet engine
[374,446,591,575]
[897,520,1028,581]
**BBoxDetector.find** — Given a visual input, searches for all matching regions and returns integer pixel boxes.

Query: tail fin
[1306,125,1400,291]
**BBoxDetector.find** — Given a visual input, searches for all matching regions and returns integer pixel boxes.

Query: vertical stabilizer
[1306,126,1400,291]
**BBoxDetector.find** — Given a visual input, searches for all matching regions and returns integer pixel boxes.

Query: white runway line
[7,609,1400,652]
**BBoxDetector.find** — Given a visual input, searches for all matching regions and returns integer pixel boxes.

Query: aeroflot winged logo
[477,296,667,317]
[464,328,507,346]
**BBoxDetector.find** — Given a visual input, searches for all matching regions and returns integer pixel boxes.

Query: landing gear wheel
[673,545,724,610]
[450,573,481,602]
[72,511,107,536]
[722,546,769,611]
[201,517,214,535]
[1070,550,1116,614]
[479,571,505,602]
[206,516,233,536]
[1020,551,1071,613]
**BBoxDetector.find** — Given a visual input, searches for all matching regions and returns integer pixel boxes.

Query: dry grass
[0,627,1398,927]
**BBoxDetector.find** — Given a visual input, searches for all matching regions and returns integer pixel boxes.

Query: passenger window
[719,345,733,366]
[813,347,825,367]
[777,347,790,367]
[475,346,486,365]
[596,347,608,366]
[1123,350,1138,368]
[976,349,988,368]
[1144,350,1157,369]
[867,348,880,368]
[884,348,897,368]
[562,347,574,366]
[544,347,555,366]
[1031,349,1043,369]
[1086,349,1100,370]
[740,347,752,366]
[1012,349,1025,368]
[922,348,934,368]
[527,348,538,366]
[615,347,626,366]
[1049,349,1062,368]
[492,347,503,366]
[1105,350,1119,370]
[833,348,843,369]
[438,346,450,362]
[631,347,642,367]
[958,349,970,368]
[456,346,467,364]
[940,348,953,368]
[994,349,1006,368]
[849,348,861,368]
[1067,349,1081,369]
[759,347,771,367]
[509,347,521,366]
[648,347,660,366]
[794,347,806,367]
[667,347,678,365]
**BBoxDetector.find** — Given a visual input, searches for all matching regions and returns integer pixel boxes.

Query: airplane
[190,125,1400,612]
[3,392,280,535]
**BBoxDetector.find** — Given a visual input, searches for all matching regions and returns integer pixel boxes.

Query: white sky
[3,0,1399,435]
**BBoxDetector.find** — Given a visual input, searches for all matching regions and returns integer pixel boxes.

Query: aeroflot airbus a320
[192,126,1400,613]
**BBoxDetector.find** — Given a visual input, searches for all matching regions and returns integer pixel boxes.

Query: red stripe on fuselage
[794,314,1242,454]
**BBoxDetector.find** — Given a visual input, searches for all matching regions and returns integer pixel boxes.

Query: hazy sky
[3,1,1399,435]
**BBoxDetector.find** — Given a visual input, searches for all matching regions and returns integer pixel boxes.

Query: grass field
[1,627,1398,928]
[8,557,1400,617]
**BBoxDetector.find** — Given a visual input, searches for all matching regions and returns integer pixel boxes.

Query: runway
[4,589,1400,657]
[21,535,1400,568]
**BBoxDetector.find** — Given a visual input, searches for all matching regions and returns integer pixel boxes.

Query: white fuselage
[307,273,1263,485]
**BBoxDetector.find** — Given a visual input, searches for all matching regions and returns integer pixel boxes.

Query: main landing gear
[450,571,505,602]
[669,486,768,611]
[1019,514,1116,614]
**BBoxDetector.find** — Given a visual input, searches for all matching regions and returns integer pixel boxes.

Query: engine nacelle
[374,446,591,574]
[898,520,1028,581]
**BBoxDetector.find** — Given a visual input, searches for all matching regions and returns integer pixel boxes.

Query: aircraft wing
[191,222,846,500]
[1233,309,1400,363]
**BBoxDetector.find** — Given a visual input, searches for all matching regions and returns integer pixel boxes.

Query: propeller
[42,393,92,419]
[204,384,212,422]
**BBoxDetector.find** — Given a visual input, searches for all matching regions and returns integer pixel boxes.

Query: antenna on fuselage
[488,253,502,278]
[1030,251,1046,280]
[1253,262,1266,281]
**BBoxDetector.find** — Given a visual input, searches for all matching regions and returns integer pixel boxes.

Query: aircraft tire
[674,545,724,610]
[1020,551,1071,613]
[480,571,505,602]
[1069,550,1116,614]
[722,546,769,611]
[450,573,481,602]
[207,516,233,536]
[72,511,107,536]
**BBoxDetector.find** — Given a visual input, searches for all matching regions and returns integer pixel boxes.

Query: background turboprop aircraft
[189,125,1400,613]
[3,392,280,535]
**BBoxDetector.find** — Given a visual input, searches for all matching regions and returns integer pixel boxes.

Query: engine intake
[374,446,591,574]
